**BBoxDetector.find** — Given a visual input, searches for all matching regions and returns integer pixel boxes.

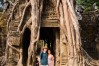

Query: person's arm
[51,55,54,61]
[40,52,43,60]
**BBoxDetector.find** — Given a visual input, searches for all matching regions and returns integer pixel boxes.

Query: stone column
[55,29,60,66]
[60,30,68,66]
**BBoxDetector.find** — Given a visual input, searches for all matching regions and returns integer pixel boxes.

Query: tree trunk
[57,0,84,66]
[27,0,43,66]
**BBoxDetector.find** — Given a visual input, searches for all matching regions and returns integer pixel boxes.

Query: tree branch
[17,1,31,32]
[7,0,19,31]
[20,17,32,34]
[8,43,20,53]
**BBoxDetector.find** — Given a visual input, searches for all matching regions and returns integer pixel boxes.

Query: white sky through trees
[0,2,3,8]
[0,0,3,8]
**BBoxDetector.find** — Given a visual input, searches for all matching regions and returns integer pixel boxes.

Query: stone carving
[42,0,58,20]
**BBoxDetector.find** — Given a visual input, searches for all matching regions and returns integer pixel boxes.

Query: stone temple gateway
[7,0,62,66]
[6,0,99,66]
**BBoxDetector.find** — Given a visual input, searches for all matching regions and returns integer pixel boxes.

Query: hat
[43,43,48,49]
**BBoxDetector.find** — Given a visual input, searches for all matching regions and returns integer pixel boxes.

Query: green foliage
[76,0,99,11]
[0,0,3,12]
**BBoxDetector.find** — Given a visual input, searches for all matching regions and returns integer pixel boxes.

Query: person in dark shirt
[40,47,48,66]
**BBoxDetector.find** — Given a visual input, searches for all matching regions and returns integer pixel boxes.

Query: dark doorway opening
[22,28,31,66]
[39,27,56,55]
[36,27,59,66]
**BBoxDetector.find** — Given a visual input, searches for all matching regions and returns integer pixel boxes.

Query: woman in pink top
[48,50,54,66]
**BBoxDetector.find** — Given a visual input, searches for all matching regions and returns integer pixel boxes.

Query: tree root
[8,43,20,53]
[26,0,44,66]
[81,48,99,66]
[17,1,31,32]
[17,49,23,66]
[58,0,84,66]
[19,17,32,34]
[7,0,19,31]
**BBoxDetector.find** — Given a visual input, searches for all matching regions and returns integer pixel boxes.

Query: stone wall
[0,27,6,66]
[0,12,7,59]
[79,11,99,60]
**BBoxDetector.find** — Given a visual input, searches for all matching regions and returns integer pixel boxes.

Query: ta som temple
[2,0,99,66]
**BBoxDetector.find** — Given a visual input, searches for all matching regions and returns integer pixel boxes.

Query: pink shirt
[48,54,54,66]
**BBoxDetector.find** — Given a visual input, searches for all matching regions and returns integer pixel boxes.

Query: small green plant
[77,0,99,12]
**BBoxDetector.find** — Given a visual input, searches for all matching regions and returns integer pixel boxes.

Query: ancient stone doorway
[22,28,31,66]
[36,27,60,66]
[21,27,60,66]
[40,27,55,55]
